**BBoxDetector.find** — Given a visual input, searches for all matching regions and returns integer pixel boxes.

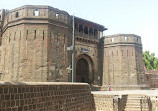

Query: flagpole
[72,12,75,83]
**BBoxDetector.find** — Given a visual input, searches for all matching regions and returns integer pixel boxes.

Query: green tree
[143,51,158,70]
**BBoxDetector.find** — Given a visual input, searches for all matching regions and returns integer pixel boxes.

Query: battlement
[104,34,142,45]
[2,5,71,30]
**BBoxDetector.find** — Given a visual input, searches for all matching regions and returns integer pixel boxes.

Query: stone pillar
[77,24,79,34]
[83,26,84,36]
[93,28,95,39]
[113,95,119,111]
[150,96,158,111]
[98,30,100,38]
[88,27,89,38]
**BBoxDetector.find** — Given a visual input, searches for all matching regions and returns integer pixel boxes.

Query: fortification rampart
[103,34,147,90]
[0,82,95,111]
[0,5,72,82]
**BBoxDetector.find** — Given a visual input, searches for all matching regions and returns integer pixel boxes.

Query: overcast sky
[0,0,158,56]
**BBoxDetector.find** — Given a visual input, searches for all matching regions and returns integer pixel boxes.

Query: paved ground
[92,90,158,96]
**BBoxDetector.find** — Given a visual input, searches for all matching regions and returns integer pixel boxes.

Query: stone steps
[124,94,148,111]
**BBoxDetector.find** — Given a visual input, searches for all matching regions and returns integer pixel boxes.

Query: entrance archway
[75,54,94,84]
[76,58,89,83]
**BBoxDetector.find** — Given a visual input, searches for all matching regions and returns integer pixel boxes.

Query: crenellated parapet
[2,5,71,31]
[104,34,142,46]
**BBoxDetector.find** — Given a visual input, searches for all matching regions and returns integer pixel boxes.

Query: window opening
[43,30,44,40]
[15,12,19,18]
[34,10,39,16]
[111,37,114,42]
[84,26,88,35]
[26,30,28,40]
[79,25,83,33]
[125,37,128,41]
[34,30,36,40]
[56,13,59,19]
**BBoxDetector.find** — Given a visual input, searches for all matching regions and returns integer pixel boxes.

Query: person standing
[108,84,111,91]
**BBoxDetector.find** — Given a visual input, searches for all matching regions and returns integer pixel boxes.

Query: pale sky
[0,0,158,56]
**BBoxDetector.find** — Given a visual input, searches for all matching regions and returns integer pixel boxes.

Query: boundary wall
[0,82,158,111]
[0,82,95,111]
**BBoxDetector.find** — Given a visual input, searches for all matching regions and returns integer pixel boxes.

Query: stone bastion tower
[0,5,72,82]
[102,34,148,90]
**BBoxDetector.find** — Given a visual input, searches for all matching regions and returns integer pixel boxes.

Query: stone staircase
[124,94,148,111]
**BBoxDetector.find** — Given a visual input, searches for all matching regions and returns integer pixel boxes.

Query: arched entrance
[76,58,89,83]
[75,54,94,84]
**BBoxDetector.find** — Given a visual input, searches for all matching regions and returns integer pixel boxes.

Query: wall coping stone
[0,81,89,85]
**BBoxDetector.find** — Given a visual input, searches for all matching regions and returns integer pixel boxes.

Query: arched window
[34,10,39,16]
[15,12,19,18]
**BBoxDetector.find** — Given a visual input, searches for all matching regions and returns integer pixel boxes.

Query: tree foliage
[143,51,158,70]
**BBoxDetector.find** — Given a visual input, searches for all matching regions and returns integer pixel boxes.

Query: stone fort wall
[0,5,148,88]
[0,82,95,111]
[145,68,158,88]
[103,34,146,89]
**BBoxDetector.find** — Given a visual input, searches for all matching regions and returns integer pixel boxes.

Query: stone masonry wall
[103,34,146,89]
[93,94,114,111]
[145,68,158,88]
[0,82,95,111]
[47,24,72,82]
[0,24,48,82]
[0,5,72,82]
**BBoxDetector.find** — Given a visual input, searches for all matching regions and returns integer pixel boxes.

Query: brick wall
[0,82,95,111]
